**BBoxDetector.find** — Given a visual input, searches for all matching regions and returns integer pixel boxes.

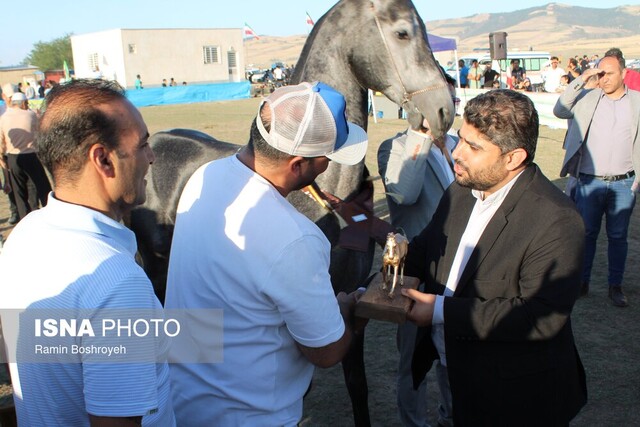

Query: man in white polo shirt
[0,79,175,426]
[165,82,368,426]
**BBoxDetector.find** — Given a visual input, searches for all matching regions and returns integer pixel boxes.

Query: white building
[71,28,245,88]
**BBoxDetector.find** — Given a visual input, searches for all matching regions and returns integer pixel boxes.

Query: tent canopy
[427,33,456,52]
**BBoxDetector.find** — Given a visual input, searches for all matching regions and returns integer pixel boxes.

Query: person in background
[458,59,469,89]
[515,77,533,92]
[482,61,500,89]
[135,74,143,89]
[0,92,51,222]
[378,72,458,427]
[0,78,175,426]
[543,56,566,93]
[165,82,368,426]
[554,51,640,306]
[580,55,590,70]
[36,81,44,98]
[24,83,36,100]
[403,89,587,425]
[0,83,20,225]
[509,59,526,88]
[604,47,640,91]
[566,58,582,83]
[556,74,570,92]
[467,59,482,89]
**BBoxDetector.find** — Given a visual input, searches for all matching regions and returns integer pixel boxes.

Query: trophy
[355,233,419,323]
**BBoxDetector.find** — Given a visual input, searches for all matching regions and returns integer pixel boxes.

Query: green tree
[24,34,74,71]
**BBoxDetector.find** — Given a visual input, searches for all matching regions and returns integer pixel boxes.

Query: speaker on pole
[489,32,507,60]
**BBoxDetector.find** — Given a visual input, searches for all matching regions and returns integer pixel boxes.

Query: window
[88,53,99,70]
[203,46,219,64]
[227,49,237,68]
[524,59,543,72]
[128,44,137,54]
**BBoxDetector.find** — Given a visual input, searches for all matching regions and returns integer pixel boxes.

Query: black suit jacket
[406,165,587,426]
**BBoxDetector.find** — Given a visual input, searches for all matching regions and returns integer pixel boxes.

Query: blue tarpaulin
[427,34,457,52]
[126,81,250,108]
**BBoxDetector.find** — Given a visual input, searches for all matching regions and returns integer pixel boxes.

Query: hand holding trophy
[355,232,419,323]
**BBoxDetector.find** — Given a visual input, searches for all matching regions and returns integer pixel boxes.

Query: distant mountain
[245,3,640,69]
[426,3,640,58]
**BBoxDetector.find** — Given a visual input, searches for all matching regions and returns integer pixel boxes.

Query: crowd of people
[0,45,637,426]
[452,51,640,94]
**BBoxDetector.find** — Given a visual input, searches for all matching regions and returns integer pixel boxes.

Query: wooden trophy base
[355,273,419,324]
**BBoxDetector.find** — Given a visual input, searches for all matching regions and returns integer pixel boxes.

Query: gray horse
[129,0,453,424]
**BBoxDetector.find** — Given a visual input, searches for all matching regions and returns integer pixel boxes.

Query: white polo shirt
[165,155,345,426]
[0,194,175,426]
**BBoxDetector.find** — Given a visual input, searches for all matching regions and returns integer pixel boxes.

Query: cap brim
[326,122,368,165]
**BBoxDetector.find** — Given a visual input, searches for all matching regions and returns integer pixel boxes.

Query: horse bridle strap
[370,3,447,108]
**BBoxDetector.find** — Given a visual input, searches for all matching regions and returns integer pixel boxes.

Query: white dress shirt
[431,171,523,366]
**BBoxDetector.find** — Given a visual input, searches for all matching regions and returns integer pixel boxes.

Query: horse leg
[381,264,389,290]
[390,264,398,297]
[341,330,370,427]
[400,259,405,286]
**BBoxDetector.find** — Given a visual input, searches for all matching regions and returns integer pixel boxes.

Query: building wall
[0,67,42,90]
[71,28,244,89]
[71,29,126,85]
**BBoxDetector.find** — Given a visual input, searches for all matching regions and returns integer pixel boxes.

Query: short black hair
[37,79,126,183]
[603,47,626,70]
[463,90,538,166]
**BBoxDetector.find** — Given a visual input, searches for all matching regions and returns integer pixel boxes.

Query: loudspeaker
[489,32,507,60]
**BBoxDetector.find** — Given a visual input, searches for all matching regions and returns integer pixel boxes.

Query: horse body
[129,1,453,424]
[382,232,408,296]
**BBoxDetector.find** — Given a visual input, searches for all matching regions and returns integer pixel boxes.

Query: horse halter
[370,3,447,109]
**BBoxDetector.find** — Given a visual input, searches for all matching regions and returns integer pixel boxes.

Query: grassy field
[1,98,638,426]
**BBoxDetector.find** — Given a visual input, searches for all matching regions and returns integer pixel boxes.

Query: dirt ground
[1,99,638,426]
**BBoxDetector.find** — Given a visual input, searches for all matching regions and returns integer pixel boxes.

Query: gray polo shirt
[580,88,633,176]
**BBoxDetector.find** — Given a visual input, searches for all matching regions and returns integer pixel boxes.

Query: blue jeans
[575,174,636,286]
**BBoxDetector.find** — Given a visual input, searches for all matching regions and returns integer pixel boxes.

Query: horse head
[294,0,454,139]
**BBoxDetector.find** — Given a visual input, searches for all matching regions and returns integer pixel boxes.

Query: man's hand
[401,288,436,327]
[582,68,604,84]
[337,288,368,334]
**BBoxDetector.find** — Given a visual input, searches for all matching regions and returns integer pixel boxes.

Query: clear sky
[0,0,633,67]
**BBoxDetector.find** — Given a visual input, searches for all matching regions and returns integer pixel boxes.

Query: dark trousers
[6,178,37,218]
[6,153,51,219]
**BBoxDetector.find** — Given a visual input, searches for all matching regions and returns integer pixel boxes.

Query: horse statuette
[381,232,408,297]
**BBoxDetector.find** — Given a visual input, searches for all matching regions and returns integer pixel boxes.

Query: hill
[244,3,640,69]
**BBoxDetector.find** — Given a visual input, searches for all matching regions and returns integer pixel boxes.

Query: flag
[63,60,70,80]
[243,23,259,40]
[306,12,315,28]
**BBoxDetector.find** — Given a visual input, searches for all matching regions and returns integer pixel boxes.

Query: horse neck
[292,8,369,200]
[292,3,369,130]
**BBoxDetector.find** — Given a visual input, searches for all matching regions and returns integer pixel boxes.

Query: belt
[580,171,635,182]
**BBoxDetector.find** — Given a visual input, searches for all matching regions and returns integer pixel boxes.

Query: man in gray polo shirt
[554,51,640,307]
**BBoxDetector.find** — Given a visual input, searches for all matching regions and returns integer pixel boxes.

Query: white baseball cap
[256,81,368,165]
[11,92,27,102]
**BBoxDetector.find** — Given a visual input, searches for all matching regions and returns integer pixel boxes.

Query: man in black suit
[401,89,587,426]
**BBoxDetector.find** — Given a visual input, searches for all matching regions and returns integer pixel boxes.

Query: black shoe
[7,213,18,225]
[580,282,589,297]
[608,286,628,307]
